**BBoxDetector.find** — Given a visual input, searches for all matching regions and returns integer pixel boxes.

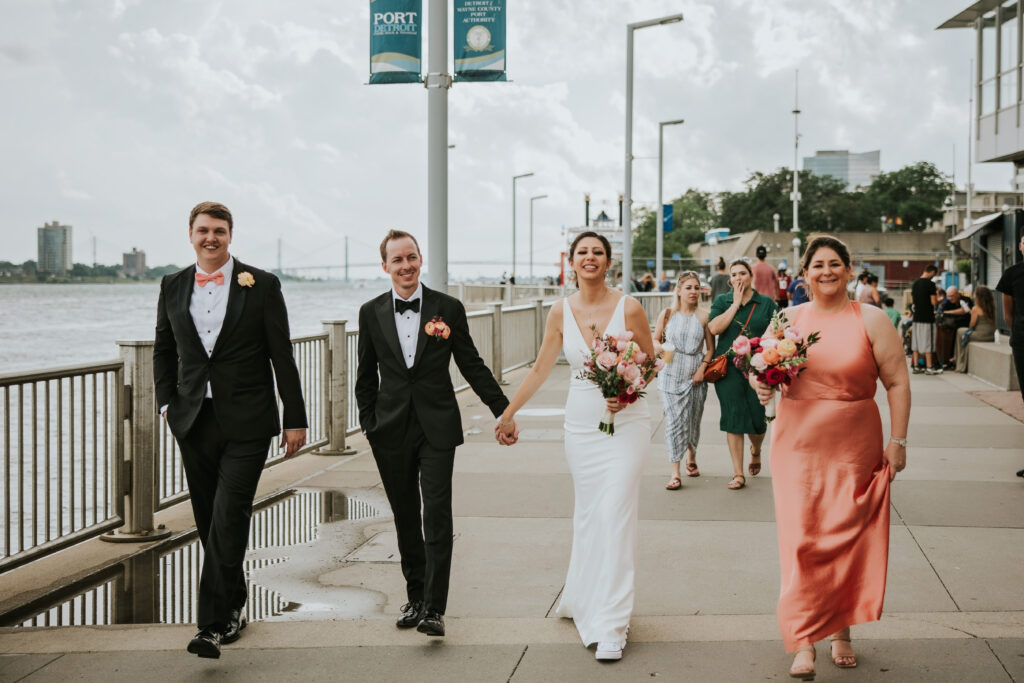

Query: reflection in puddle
[6,489,383,627]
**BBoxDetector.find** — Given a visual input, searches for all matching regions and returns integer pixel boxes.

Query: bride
[495,231,654,661]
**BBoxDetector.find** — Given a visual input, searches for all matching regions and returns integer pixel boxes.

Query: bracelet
[890,437,907,448]
[496,418,514,427]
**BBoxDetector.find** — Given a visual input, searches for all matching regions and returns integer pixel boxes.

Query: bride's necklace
[581,287,611,334]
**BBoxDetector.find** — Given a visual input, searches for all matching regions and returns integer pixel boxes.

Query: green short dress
[709,291,779,435]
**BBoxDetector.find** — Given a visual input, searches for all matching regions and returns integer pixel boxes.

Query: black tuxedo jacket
[355,285,508,450]
[153,258,308,441]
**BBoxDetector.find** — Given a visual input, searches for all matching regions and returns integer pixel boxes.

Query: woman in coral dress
[752,236,911,680]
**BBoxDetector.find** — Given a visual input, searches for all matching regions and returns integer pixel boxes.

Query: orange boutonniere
[237,272,255,288]
[424,316,451,340]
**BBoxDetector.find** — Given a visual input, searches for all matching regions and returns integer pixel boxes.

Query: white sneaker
[595,642,623,661]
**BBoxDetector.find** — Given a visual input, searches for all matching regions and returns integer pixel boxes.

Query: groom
[153,201,308,658]
[356,230,513,636]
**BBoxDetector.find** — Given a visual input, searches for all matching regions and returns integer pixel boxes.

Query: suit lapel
[412,286,437,368]
[212,257,246,357]
[376,292,406,368]
[178,265,206,352]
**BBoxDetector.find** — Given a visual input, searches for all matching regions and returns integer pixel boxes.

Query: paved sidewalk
[2,364,1023,682]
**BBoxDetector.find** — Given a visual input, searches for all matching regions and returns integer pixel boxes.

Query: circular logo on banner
[466,25,491,51]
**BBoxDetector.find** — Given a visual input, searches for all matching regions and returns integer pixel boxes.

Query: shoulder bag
[705,302,757,383]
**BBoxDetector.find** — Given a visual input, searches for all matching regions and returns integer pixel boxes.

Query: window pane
[983,15,997,79]
[1001,11,1018,72]
[982,78,997,115]
[1001,69,1018,108]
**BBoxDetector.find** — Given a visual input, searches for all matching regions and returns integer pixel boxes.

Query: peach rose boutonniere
[424,316,451,340]
[237,272,255,288]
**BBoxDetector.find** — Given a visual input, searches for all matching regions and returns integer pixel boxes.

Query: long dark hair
[975,285,995,320]
[567,231,613,288]
[801,236,851,272]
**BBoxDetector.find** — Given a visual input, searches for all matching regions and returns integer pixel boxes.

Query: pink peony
[616,338,629,352]
[620,330,634,341]
[750,352,768,372]
[654,358,666,371]
[634,351,648,364]
[731,335,751,356]
[621,364,642,383]
[784,327,802,343]
[596,351,618,369]
[760,337,779,350]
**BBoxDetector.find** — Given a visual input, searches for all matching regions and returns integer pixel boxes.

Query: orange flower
[440,325,451,339]
[762,348,781,365]
[777,339,797,358]
[425,321,436,335]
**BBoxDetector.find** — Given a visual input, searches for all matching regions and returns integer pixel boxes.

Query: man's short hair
[189,202,233,232]
[755,245,767,259]
[923,264,938,274]
[379,229,421,262]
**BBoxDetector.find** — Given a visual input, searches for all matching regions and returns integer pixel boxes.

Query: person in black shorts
[910,265,940,374]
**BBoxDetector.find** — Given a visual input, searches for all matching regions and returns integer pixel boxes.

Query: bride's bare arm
[499,301,565,428]
[624,297,655,358]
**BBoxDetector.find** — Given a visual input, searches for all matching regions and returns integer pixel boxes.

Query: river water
[0,281,387,374]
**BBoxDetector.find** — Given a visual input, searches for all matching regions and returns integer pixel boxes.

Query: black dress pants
[178,400,270,631]
[370,406,456,614]
[1013,343,1024,404]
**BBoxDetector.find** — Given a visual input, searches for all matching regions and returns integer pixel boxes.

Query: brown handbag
[705,303,757,383]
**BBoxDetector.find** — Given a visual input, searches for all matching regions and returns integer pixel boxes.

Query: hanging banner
[369,0,422,84]
[453,0,506,82]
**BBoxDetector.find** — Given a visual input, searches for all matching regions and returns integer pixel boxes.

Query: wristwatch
[890,437,907,448]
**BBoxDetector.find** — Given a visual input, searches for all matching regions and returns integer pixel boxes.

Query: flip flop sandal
[727,475,745,490]
[665,477,682,490]
[685,461,700,477]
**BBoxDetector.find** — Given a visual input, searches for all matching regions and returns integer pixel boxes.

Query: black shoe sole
[221,619,247,644]
[187,640,221,659]
[416,623,445,637]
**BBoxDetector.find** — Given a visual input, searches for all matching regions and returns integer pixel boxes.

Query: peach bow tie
[195,270,225,286]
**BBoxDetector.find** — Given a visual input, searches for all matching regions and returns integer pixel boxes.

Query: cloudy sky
[0,0,1006,279]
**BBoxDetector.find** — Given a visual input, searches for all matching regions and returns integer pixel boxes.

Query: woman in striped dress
[653,272,715,490]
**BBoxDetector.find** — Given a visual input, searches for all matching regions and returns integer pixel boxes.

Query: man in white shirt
[153,202,307,658]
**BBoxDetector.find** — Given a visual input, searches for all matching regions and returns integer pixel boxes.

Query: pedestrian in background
[776,267,791,309]
[752,246,779,299]
[653,272,714,490]
[710,258,731,303]
[910,264,940,374]
[954,285,996,373]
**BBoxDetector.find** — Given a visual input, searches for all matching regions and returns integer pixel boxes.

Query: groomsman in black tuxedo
[154,201,307,658]
[356,230,514,637]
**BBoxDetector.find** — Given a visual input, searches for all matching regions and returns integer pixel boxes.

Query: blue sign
[672,253,681,260]
[646,260,655,268]
[454,0,506,82]
[369,0,422,84]
[662,204,673,233]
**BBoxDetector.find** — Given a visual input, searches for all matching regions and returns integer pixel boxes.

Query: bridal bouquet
[578,329,665,435]
[729,311,820,423]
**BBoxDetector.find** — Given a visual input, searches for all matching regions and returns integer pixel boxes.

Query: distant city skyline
[36,221,72,275]
[803,149,881,190]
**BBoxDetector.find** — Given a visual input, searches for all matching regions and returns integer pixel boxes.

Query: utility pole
[425,0,450,294]
[345,235,350,284]
[791,69,801,233]
[92,236,97,268]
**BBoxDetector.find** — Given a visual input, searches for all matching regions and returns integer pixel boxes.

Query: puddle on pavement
[3,488,388,628]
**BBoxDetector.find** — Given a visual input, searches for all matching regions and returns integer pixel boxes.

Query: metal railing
[2,290,671,571]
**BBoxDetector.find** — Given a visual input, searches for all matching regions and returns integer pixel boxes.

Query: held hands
[749,375,774,405]
[692,366,705,385]
[281,429,307,458]
[883,441,906,481]
[494,416,519,446]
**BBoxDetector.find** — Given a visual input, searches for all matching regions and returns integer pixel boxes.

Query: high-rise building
[37,221,72,275]
[122,248,146,277]
[803,150,880,190]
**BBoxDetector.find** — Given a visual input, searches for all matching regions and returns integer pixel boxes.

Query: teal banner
[369,0,422,84]
[453,0,506,82]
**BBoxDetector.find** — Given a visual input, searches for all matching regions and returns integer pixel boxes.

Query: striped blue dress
[658,311,708,462]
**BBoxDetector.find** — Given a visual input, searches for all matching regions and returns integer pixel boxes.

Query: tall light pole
[529,194,548,281]
[512,172,533,279]
[791,69,801,233]
[624,13,684,290]
[773,212,780,233]
[792,236,802,274]
[657,118,685,279]
[425,0,451,293]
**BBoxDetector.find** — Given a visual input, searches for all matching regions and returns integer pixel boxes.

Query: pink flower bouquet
[729,311,820,423]
[578,328,664,435]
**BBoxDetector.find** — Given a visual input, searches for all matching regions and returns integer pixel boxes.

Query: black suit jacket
[153,258,308,441]
[355,285,508,450]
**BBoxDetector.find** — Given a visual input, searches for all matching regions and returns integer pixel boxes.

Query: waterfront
[0,281,385,374]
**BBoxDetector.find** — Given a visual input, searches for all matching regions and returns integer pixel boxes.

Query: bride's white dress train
[555,295,650,648]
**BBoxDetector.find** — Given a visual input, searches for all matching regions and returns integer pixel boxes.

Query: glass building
[803,150,880,190]
[37,221,72,275]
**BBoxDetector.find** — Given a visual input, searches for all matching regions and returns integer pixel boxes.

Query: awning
[948,211,1003,243]
[937,0,1001,29]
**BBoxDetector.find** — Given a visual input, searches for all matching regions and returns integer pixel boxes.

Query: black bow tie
[395,298,420,315]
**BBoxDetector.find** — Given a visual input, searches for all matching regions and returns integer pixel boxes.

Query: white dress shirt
[192,257,234,397]
[393,283,422,369]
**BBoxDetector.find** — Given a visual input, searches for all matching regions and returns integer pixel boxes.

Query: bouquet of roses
[729,311,820,423]
[578,328,665,435]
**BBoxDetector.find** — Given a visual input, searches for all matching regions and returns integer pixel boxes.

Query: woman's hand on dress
[605,396,627,414]
[883,441,906,480]
[749,376,774,405]
[692,366,705,385]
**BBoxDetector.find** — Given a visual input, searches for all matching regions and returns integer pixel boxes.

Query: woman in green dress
[708,259,779,490]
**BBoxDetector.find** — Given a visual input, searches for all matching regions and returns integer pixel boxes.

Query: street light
[512,172,534,280]
[624,13,684,291]
[529,194,548,280]
[792,236,802,274]
[773,212,780,233]
[657,118,685,279]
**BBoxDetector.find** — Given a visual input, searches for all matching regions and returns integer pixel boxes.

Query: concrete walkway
[2,364,1023,682]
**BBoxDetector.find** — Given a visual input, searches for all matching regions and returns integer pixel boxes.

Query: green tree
[719,168,852,233]
[864,162,952,231]
[632,189,719,262]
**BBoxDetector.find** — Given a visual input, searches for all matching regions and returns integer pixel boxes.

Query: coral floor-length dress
[771,301,892,652]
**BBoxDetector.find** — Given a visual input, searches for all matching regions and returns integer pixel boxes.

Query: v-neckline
[566,294,624,346]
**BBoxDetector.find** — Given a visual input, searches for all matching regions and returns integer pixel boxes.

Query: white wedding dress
[556,295,650,648]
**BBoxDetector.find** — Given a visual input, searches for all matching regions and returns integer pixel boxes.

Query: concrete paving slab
[18,645,526,683]
[910,526,1024,612]
[452,472,574,519]
[904,422,1024,449]
[0,654,62,683]
[637,476,777,521]
[882,526,960,614]
[893,448,1024,482]
[989,638,1024,681]
[892,481,1024,528]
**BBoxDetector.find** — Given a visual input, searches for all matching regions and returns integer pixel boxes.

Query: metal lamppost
[529,194,548,280]
[512,172,534,280]
[657,118,685,279]
[623,13,684,290]
[773,212,780,233]
[792,236,802,273]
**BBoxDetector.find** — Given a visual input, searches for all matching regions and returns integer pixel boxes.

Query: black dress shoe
[396,600,424,628]
[221,609,247,644]
[187,629,221,659]
[416,610,445,637]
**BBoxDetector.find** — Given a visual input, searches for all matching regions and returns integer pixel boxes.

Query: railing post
[534,298,545,358]
[504,282,513,306]
[457,282,465,302]
[318,320,356,456]
[103,340,170,543]
[490,303,506,384]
